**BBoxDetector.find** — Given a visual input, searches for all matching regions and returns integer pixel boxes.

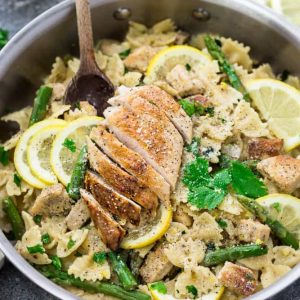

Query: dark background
[0,0,299,299]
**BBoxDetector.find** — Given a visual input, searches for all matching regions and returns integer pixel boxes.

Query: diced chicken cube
[140,244,173,283]
[244,137,283,160]
[257,155,300,193]
[124,46,160,72]
[217,262,257,296]
[66,198,90,230]
[29,184,71,217]
[236,219,270,243]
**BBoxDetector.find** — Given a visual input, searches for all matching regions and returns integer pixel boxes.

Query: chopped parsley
[62,138,76,153]
[0,146,9,166]
[0,28,9,49]
[41,233,51,245]
[67,238,76,249]
[217,219,228,229]
[13,173,21,188]
[93,251,106,265]
[185,137,201,156]
[182,156,267,210]
[271,202,281,213]
[185,63,191,71]
[51,255,62,270]
[119,48,131,59]
[150,281,167,294]
[205,106,215,117]
[186,285,198,298]
[27,244,45,254]
[33,215,42,225]
[179,98,215,118]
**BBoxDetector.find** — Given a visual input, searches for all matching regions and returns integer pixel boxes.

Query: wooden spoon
[64,0,114,115]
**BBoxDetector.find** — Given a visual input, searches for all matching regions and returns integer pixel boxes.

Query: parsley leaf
[231,161,267,198]
[271,202,281,213]
[51,255,62,270]
[119,48,131,59]
[27,244,45,254]
[41,233,51,245]
[33,214,42,225]
[179,99,205,117]
[93,251,106,265]
[0,146,9,166]
[0,28,9,49]
[217,219,228,229]
[62,138,76,153]
[150,282,167,294]
[13,173,21,188]
[185,137,201,156]
[186,285,198,298]
[185,63,191,71]
[67,238,76,249]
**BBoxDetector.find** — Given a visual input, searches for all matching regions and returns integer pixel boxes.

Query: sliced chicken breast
[85,170,141,226]
[104,101,183,189]
[80,189,125,250]
[111,85,192,143]
[90,126,170,203]
[87,137,158,211]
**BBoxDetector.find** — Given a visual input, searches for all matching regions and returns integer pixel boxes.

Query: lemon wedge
[148,283,224,300]
[270,0,300,26]
[257,193,300,240]
[145,45,211,83]
[121,203,172,249]
[27,123,66,185]
[50,116,103,186]
[14,119,66,189]
[244,79,300,151]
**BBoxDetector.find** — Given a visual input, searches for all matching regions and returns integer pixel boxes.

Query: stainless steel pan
[0,0,299,299]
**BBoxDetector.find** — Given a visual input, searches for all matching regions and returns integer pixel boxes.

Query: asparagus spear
[29,86,53,126]
[39,265,150,300]
[237,195,299,250]
[108,252,138,290]
[67,145,88,200]
[204,35,250,101]
[3,197,25,240]
[203,244,268,267]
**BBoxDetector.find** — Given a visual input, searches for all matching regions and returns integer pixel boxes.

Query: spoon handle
[75,0,96,73]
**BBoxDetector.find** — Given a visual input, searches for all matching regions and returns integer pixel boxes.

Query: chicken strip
[80,189,125,250]
[66,198,90,231]
[257,155,300,193]
[90,126,170,203]
[236,219,270,243]
[87,137,158,211]
[217,262,257,296]
[244,137,283,160]
[85,170,141,226]
[104,102,183,189]
[140,244,173,283]
[111,85,192,143]
[29,183,71,217]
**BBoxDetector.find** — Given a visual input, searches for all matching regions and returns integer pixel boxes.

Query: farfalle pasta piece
[273,246,300,267]
[15,225,51,265]
[22,211,35,231]
[218,193,245,215]
[165,222,189,244]
[45,57,68,84]
[80,227,108,254]
[175,266,218,298]
[261,264,291,288]
[121,72,143,87]
[1,106,32,131]
[68,253,110,282]
[57,228,89,257]
[96,39,130,57]
[104,54,125,86]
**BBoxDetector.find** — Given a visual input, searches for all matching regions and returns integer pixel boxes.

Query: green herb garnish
[33,215,42,225]
[119,49,131,59]
[63,138,76,153]
[67,238,76,249]
[217,219,228,229]
[185,63,191,71]
[150,282,167,294]
[0,146,9,166]
[272,202,281,213]
[186,285,198,298]
[93,251,106,265]
[179,99,204,117]
[27,244,45,254]
[0,28,9,49]
[185,137,201,156]
[13,173,21,188]
[51,255,62,270]
[41,233,51,245]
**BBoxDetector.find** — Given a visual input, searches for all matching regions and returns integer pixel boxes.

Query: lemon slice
[27,123,67,185]
[14,119,66,189]
[244,79,300,151]
[145,45,211,83]
[50,116,103,186]
[270,0,300,26]
[148,283,224,300]
[121,204,172,249]
[257,193,300,240]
